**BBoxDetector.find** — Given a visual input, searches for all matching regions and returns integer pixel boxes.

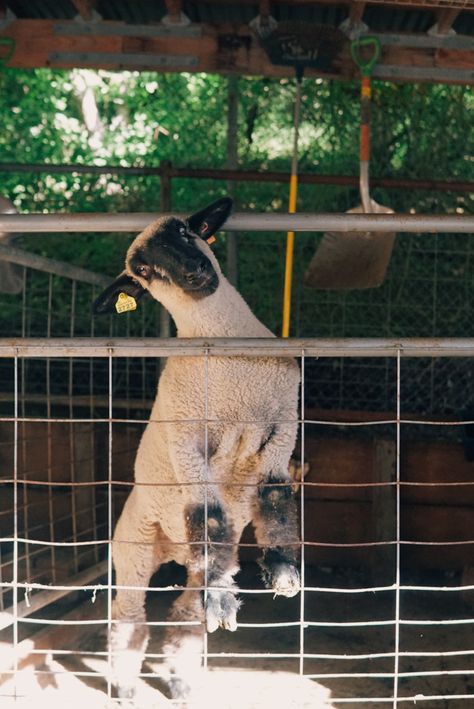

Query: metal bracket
[249,14,278,40]
[339,17,369,41]
[427,22,457,38]
[161,12,191,28]
[0,7,16,32]
[73,9,103,23]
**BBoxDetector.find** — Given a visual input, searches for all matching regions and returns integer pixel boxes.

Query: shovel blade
[304,201,396,290]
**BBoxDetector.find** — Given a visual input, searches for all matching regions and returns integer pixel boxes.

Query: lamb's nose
[187,260,207,281]
[195,259,207,275]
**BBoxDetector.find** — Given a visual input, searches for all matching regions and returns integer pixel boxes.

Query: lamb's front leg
[254,472,301,596]
[186,500,241,632]
[253,425,301,598]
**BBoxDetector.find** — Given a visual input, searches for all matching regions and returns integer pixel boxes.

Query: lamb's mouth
[182,272,219,296]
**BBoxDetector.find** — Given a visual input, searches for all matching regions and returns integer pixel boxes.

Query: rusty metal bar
[0,163,472,193]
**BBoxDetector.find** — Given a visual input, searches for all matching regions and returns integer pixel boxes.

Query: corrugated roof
[5,0,474,36]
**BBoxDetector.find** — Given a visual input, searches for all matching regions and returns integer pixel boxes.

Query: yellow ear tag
[206,235,216,245]
[115,292,137,314]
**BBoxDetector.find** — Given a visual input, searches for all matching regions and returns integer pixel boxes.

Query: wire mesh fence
[0,215,474,704]
[2,225,474,427]
[0,339,473,707]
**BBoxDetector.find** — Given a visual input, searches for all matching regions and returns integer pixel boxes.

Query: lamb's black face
[92,197,232,316]
[128,218,219,298]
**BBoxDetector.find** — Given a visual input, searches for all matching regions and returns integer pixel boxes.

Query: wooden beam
[71,1,97,22]
[259,0,272,19]
[196,0,472,7]
[1,19,473,85]
[435,7,460,35]
[349,1,366,27]
[164,0,183,23]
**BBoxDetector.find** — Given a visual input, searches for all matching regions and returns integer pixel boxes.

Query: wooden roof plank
[0,17,472,84]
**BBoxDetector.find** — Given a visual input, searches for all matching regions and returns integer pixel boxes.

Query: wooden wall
[1,420,473,580]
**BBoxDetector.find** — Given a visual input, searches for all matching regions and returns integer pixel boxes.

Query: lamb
[93,197,301,701]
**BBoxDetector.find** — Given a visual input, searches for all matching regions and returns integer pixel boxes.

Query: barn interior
[0,1,473,706]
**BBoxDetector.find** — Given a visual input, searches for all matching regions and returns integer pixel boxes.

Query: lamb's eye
[136,264,151,279]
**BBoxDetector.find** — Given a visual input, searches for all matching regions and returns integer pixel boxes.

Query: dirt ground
[2,563,474,708]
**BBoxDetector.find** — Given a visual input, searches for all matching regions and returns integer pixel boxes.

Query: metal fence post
[159,160,172,339]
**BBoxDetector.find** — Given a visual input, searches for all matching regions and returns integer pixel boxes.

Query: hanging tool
[282,67,303,338]
[0,37,15,66]
[250,16,346,333]
[304,37,396,290]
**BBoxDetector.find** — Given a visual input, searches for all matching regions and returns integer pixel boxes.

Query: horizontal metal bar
[0,560,107,632]
[53,23,473,49]
[0,163,472,193]
[0,213,473,233]
[54,20,201,39]
[0,243,111,286]
[49,51,199,69]
[373,64,474,84]
[372,31,474,51]
[1,338,474,358]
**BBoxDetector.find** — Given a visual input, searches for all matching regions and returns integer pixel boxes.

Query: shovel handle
[351,37,380,77]
[352,38,380,213]
[0,37,15,67]
[360,76,371,163]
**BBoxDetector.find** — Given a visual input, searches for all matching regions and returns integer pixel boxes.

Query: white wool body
[129,236,299,563]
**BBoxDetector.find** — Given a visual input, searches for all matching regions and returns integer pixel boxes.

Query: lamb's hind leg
[186,501,241,633]
[110,489,159,700]
[162,579,204,700]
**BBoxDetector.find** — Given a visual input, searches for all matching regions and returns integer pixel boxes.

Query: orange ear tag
[201,221,216,245]
[115,292,137,314]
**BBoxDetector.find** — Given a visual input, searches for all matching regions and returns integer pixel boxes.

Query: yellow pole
[282,76,302,338]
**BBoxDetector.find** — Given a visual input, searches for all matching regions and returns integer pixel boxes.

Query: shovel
[304,37,396,290]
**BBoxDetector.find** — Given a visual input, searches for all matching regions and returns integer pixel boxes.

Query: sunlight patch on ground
[1,655,335,708]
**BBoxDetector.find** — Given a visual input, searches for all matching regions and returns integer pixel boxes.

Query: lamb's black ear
[186,197,233,241]
[92,271,147,315]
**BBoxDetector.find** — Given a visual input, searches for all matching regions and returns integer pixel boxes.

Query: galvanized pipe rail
[2,338,474,358]
[0,243,111,286]
[0,213,473,234]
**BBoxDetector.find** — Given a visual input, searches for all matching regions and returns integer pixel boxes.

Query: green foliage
[0,69,472,338]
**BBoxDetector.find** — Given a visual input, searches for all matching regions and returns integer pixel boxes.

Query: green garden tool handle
[0,37,15,67]
[351,37,381,78]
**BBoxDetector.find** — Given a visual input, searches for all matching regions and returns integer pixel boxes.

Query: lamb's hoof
[169,675,191,701]
[116,685,136,705]
[206,590,240,632]
[270,564,300,598]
